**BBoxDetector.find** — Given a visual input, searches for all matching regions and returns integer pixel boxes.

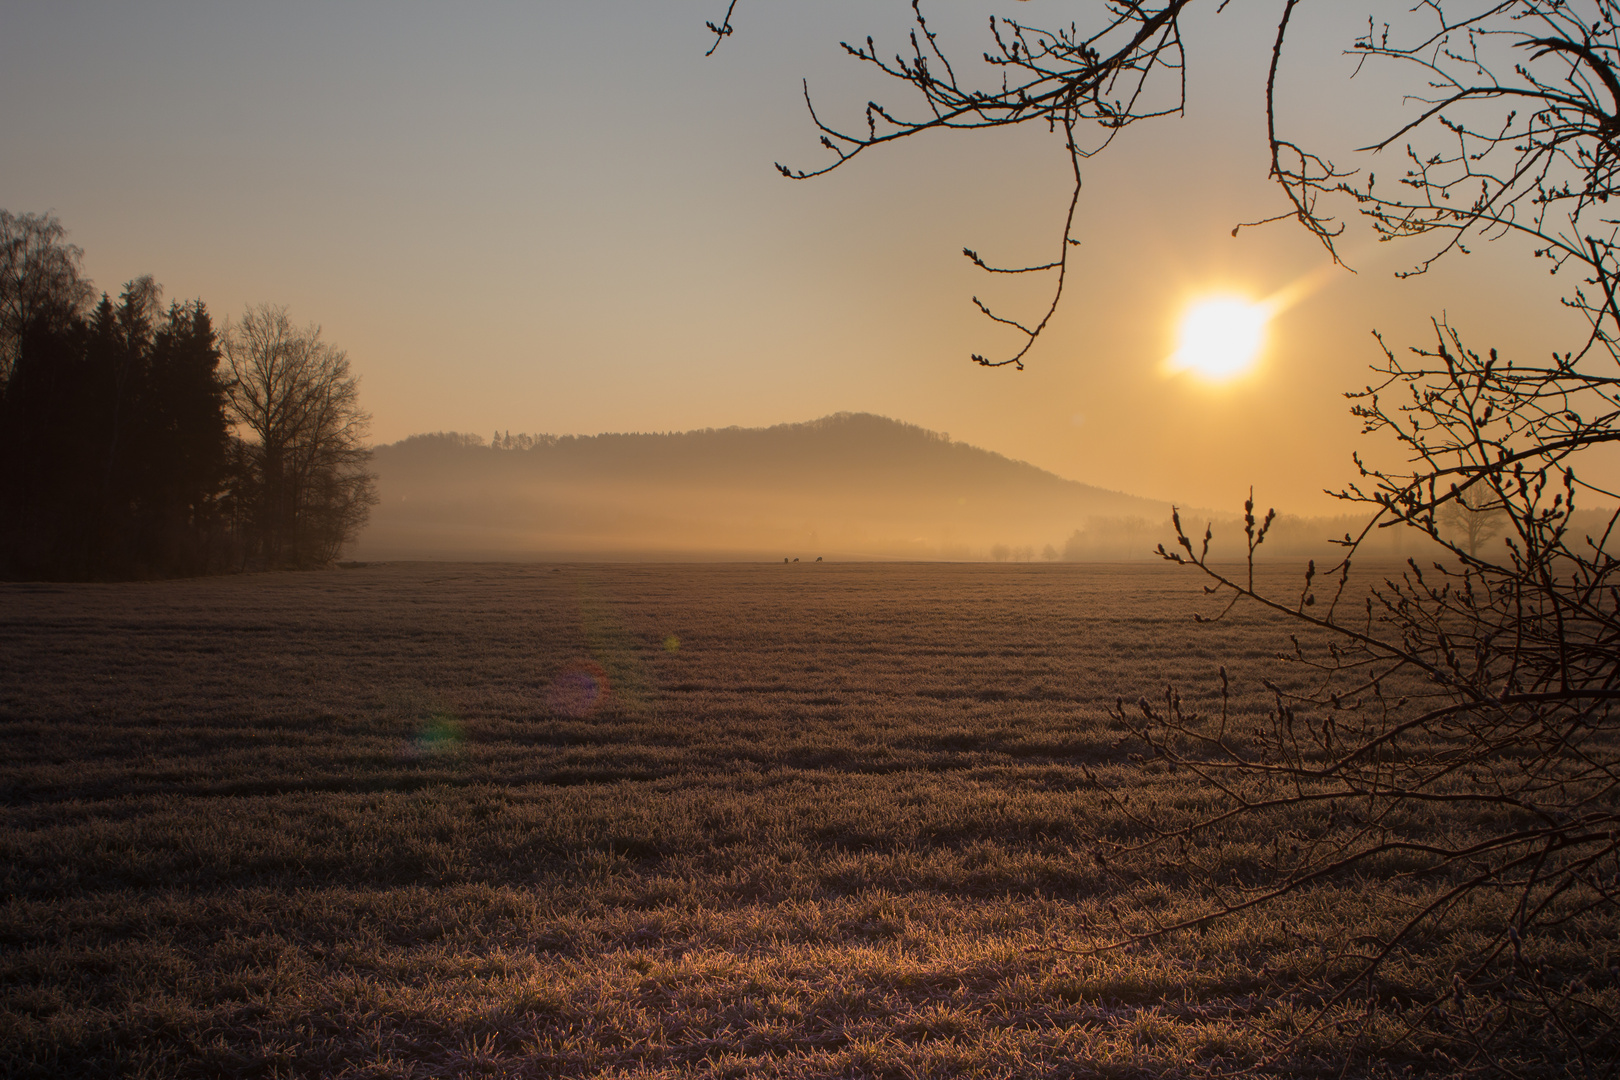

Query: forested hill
[356,413,1169,560]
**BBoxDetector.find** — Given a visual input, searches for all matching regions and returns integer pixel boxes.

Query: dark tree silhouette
[0,210,94,389]
[222,303,377,569]
[0,212,95,566]
[0,213,337,578]
[129,297,233,570]
[1438,482,1509,558]
[1,264,232,578]
[716,1,1620,1068]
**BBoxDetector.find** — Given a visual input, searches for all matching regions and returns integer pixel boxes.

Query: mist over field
[357,412,1475,563]
[357,413,1163,561]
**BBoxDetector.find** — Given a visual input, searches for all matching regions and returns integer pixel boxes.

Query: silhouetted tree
[0,256,231,577]
[123,297,233,571]
[0,305,94,575]
[1437,482,1509,559]
[222,304,376,568]
[718,1,1620,1067]
[82,277,165,568]
[1,214,376,578]
[0,212,95,571]
[0,210,94,390]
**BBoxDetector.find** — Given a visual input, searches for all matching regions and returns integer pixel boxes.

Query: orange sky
[1,1,1592,515]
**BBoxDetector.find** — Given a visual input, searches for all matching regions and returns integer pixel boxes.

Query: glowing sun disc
[1169,296,1270,380]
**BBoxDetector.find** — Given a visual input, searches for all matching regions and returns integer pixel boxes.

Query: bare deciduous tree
[1438,478,1509,558]
[223,304,376,568]
[0,210,94,387]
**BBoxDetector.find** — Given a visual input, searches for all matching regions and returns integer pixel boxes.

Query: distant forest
[0,211,375,580]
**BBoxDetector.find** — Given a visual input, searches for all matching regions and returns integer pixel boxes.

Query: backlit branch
[709,4,1620,1067]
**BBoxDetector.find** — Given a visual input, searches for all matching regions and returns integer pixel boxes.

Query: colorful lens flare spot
[547,661,610,717]
[411,712,464,757]
[663,634,680,652]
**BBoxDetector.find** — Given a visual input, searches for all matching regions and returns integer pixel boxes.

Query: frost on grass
[1,564,1611,1077]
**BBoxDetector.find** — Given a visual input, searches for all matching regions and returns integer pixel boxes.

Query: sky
[0,1,1588,514]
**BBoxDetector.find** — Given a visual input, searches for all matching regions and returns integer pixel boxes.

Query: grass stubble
[0,562,1611,1077]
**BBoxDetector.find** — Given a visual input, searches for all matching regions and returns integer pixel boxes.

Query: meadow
[1,562,1611,1078]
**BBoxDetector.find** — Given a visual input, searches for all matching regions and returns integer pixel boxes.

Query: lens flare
[1168,296,1270,380]
[408,711,464,758]
[547,660,611,717]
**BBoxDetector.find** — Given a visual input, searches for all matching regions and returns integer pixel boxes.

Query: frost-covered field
[2,563,1607,1077]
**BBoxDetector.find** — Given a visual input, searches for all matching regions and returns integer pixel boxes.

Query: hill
[354,413,1171,561]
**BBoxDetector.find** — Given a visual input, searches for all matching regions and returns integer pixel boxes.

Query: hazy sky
[1,1,1586,513]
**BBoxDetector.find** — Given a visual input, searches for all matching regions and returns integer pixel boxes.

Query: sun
[1168,296,1270,380]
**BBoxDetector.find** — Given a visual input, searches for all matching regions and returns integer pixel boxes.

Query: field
[1,562,1611,1078]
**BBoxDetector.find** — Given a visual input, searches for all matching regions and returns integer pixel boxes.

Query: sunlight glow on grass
[1167,296,1271,381]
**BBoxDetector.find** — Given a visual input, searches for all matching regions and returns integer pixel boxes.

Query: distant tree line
[0,210,376,579]
[491,430,553,451]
